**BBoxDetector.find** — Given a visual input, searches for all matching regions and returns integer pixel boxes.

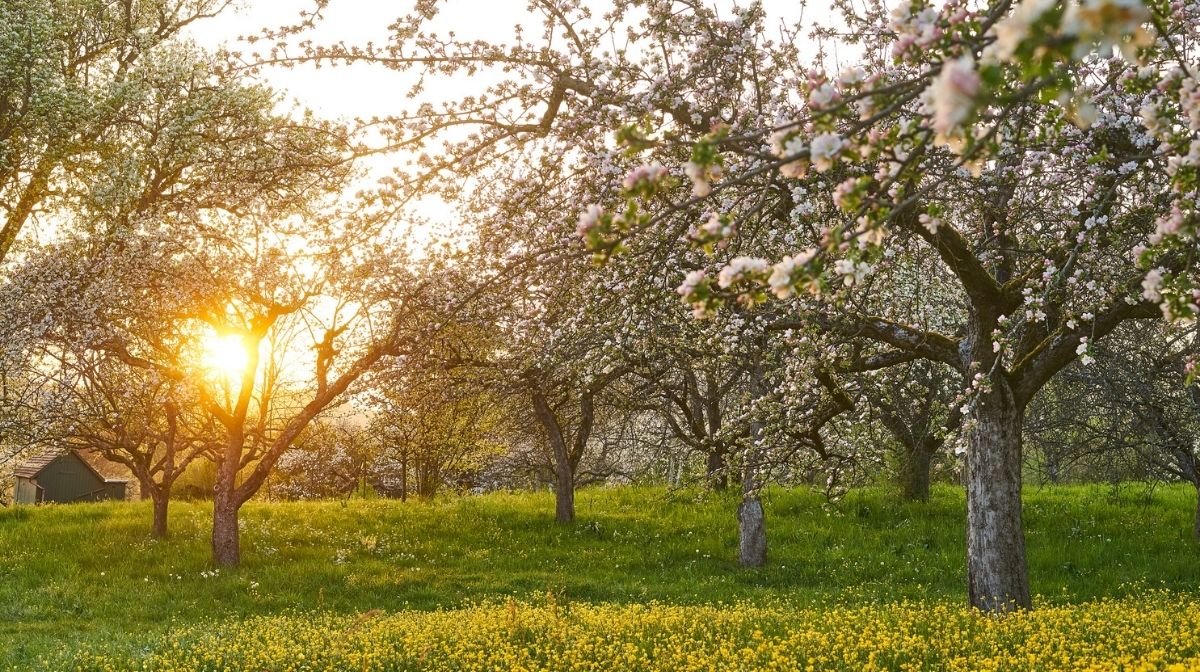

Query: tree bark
[211,444,241,567]
[966,376,1031,612]
[1193,483,1200,541]
[706,448,729,491]
[900,439,935,502]
[211,489,240,568]
[738,355,767,568]
[400,451,408,502]
[1044,448,1061,484]
[530,387,577,523]
[554,460,575,523]
[153,404,177,538]
[737,496,766,567]
[151,492,169,539]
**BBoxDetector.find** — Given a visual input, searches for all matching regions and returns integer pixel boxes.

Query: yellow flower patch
[69,595,1200,671]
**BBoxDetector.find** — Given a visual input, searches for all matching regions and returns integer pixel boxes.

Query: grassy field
[2,484,1199,669]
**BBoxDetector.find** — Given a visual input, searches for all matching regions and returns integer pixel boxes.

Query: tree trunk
[1044,448,1061,484]
[400,451,408,502]
[738,355,767,568]
[554,461,575,523]
[212,491,240,568]
[966,377,1031,612]
[900,439,935,502]
[418,460,439,499]
[150,483,172,539]
[530,387,577,523]
[1193,483,1200,541]
[737,496,766,567]
[211,451,241,568]
[706,448,728,491]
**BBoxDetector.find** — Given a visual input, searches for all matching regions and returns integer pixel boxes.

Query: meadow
[2,484,1200,670]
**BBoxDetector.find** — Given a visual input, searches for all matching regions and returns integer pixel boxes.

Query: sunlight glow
[201,333,251,380]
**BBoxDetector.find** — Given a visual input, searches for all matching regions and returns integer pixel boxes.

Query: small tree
[368,369,508,501]
[25,348,218,536]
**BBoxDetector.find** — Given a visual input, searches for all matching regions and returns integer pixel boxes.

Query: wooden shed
[13,451,128,504]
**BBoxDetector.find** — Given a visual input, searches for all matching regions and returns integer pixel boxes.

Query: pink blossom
[622,164,669,191]
[929,55,980,150]
[676,269,707,298]
[809,83,839,109]
[576,205,603,237]
[1063,0,1152,60]
[768,249,817,298]
[985,0,1054,62]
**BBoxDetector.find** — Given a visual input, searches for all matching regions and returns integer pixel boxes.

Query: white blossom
[833,259,872,286]
[809,133,844,172]
[986,0,1055,62]
[717,256,769,288]
[1141,267,1164,302]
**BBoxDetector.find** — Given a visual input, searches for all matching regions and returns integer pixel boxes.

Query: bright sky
[184,1,823,243]
[187,1,814,119]
[180,1,825,397]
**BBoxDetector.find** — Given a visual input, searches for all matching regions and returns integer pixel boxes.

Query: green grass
[1,484,1198,667]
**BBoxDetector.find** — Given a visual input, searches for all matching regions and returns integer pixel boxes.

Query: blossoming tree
[585,0,1197,611]
[0,0,237,265]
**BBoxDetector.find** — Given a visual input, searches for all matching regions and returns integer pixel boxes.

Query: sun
[200,333,251,379]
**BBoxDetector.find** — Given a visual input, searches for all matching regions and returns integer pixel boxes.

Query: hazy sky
[186,0,815,120]
[184,1,820,238]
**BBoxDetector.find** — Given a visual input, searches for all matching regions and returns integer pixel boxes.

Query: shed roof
[12,450,129,483]
[12,451,64,479]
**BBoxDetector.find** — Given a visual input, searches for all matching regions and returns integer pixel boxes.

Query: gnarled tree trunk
[966,377,1030,612]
